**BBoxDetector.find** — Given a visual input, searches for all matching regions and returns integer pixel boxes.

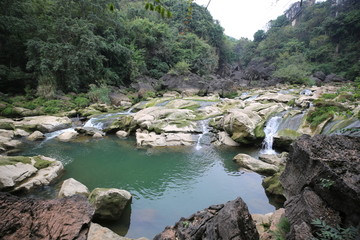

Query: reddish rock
[0,193,94,240]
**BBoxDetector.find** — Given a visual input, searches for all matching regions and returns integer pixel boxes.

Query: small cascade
[43,128,76,142]
[244,94,259,102]
[300,89,313,96]
[260,116,282,155]
[83,107,134,130]
[195,120,210,150]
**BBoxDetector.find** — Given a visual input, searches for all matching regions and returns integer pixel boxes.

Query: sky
[193,0,308,40]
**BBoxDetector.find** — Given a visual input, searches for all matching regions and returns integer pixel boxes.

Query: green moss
[277,129,302,139]
[180,103,200,111]
[321,93,338,99]
[263,172,284,196]
[172,120,191,128]
[287,98,296,107]
[0,156,32,166]
[307,104,347,127]
[254,121,265,138]
[0,121,15,130]
[33,156,52,169]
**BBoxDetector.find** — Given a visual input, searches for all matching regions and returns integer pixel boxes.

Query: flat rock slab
[0,193,94,240]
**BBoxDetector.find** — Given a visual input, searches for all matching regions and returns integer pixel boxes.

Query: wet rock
[88,188,132,221]
[259,152,288,166]
[281,135,360,239]
[154,197,259,240]
[57,131,79,142]
[58,178,90,198]
[116,130,129,138]
[13,128,30,137]
[92,132,104,138]
[0,192,94,239]
[27,130,45,141]
[215,131,240,146]
[75,127,105,137]
[233,154,279,175]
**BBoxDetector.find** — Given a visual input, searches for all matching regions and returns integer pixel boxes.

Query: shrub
[311,219,357,240]
[169,61,190,75]
[271,217,291,240]
[88,84,111,104]
[74,97,90,108]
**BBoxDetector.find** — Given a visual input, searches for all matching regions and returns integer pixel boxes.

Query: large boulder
[88,188,132,221]
[0,155,64,192]
[0,193,94,239]
[154,197,259,240]
[0,116,72,133]
[57,130,79,142]
[27,130,45,141]
[136,131,197,147]
[281,135,360,239]
[222,109,263,144]
[233,154,279,175]
[58,178,90,198]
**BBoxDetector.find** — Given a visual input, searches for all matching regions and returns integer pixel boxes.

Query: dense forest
[0,0,359,97]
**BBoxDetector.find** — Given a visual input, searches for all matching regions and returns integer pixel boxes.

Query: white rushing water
[260,116,282,155]
[83,107,134,130]
[196,120,210,150]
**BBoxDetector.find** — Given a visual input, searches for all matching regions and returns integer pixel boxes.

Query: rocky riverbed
[0,84,359,239]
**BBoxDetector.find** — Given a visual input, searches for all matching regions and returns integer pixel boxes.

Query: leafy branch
[311,219,357,240]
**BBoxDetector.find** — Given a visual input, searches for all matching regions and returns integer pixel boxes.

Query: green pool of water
[22,136,275,239]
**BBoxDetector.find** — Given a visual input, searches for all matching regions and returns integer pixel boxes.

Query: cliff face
[281,135,360,239]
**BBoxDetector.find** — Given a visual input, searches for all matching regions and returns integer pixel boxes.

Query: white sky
[194,0,322,40]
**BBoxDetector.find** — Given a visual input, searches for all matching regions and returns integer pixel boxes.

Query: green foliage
[74,97,90,108]
[145,0,172,18]
[311,219,357,240]
[169,61,190,75]
[307,103,348,127]
[0,156,31,166]
[88,84,111,104]
[271,217,291,240]
[319,178,335,189]
[321,93,338,100]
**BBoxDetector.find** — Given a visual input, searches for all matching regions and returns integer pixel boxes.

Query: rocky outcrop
[0,193,94,240]
[0,155,64,192]
[154,197,259,240]
[233,154,279,175]
[281,135,360,239]
[136,131,197,147]
[88,188,132,221]
[252,208,286,240]
[58,178,90,198]
[0,116,72,133]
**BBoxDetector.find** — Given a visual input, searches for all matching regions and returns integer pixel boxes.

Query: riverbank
[0,83,359,239]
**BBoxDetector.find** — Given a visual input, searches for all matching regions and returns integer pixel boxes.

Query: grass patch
[271,217,291,240]
[307,101,349,127]
[33,156,52,169]
[0,156,32,166]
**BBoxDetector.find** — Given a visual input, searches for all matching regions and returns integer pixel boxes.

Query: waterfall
[196,120,210,150]
[260,116,282,155]
[83,107,134,130]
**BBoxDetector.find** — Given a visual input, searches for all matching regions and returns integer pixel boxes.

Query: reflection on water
[21,136,275,239]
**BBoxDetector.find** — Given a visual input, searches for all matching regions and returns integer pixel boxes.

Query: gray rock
[136,131,197,147]
[0,163,37,190]
[57,131,78,142]
[87,223,148,240]
[281,135,360,238]
[116,130,129,138]
[154,197,259,240]
[233,153,279,175]
[88,188,132,221]
[27,130,45,141]
[58,178,90,198]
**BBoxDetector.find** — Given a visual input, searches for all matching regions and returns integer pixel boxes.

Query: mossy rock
[0,121,15,130]
[104,115,135,133]
[254,121,265,138]
[262,172,284,197]
[33,156,52,169]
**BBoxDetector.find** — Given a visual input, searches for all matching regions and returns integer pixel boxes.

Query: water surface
[22,136,275,239]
